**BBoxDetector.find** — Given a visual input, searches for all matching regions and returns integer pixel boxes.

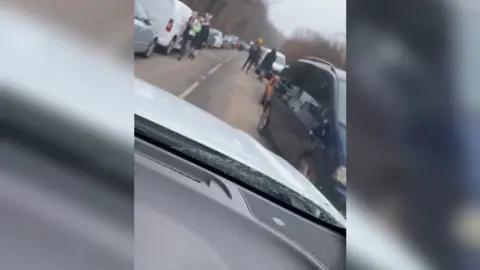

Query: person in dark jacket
[191,17,206,54]
[257,48,277,80]
[241,40,261,74]
[178,15,201,60]
[198,20,210,49]
[260,48,277,73]
[178,16,194,60]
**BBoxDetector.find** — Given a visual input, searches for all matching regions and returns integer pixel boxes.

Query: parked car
[241,41,250,51]
[221,35,239,49]
[257,57,347,214]
[139,0,192,55]
[134,0,157,58]
[207,28,223,49]
[235,41,245,51]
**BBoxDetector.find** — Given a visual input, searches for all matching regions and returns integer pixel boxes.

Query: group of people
[241,38,277,80]
[178,13,278,79]
[178,12,212,61]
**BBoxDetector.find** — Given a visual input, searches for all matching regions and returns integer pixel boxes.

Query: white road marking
[224,54,237,63]
[178,81,200,99]
[177,53,237,99]
[207,63,222,75]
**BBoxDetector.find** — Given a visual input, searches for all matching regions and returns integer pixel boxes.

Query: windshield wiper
[135,133,232,199]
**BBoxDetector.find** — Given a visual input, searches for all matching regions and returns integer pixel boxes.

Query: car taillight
[165,19,173,32]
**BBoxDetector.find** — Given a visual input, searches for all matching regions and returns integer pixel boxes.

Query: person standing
[194,16,210,52]
[190,16,206,59]
[178,13,201,61]
[258,48,277,79]
[241,38,262,74]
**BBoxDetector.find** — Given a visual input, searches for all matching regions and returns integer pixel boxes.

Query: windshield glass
[275,54,286,66]
[135,115,345,228]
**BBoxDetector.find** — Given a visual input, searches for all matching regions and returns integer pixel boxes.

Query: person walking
[200,12,212,48]
[241,38,262,74]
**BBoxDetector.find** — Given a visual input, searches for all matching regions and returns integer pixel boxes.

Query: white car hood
[135,79,345,225]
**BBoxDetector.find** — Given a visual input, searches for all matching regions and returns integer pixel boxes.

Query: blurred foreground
[1,0,479,270]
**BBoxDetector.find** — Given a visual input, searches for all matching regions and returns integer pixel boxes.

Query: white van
[169,1,193,52]
[138,0,192,55]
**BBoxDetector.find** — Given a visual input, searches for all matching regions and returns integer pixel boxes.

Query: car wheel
[143,38,156,58]
[257,105,271,135]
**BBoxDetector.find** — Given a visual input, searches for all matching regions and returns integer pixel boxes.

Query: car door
[134,1,153,52]
[305,70,339,186]
[268,62,315,164]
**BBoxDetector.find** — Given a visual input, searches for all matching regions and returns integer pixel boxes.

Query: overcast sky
[267,0,346,38]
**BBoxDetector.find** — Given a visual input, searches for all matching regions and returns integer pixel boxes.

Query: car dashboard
[135,134,345,270]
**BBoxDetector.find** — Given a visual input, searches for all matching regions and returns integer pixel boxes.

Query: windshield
[135,115,345,228]
[275,54,286,66]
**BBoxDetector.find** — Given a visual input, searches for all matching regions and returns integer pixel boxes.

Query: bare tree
[281,28,346,69]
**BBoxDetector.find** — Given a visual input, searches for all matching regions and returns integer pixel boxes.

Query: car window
[288,64,336,138]
[278,62,312,101]
[279,63,325,130]
[303,67,332,107]
[134,1,149,19]
[285,62,313,86]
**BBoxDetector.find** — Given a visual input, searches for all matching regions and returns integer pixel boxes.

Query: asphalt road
[134,48,269,146]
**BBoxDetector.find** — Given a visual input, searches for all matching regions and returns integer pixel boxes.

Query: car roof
[298,58,337,77]
[336,69,346,80]
[298,58,346,80]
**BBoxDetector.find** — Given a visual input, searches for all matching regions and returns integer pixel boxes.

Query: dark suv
[257,57,347,214]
